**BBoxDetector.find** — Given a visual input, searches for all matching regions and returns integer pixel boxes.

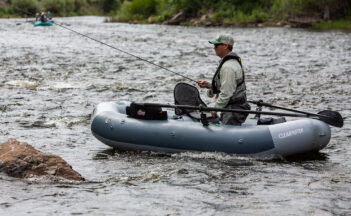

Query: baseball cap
[209,35,234,46]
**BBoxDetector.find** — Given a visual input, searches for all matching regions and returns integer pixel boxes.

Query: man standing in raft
[197,35,250,125]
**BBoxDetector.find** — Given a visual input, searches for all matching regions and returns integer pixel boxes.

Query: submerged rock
[0,139,84,181]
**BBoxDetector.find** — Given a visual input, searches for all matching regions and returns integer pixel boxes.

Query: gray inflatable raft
[91,101,331,157]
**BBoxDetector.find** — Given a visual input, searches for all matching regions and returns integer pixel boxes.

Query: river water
[0,16,350,215]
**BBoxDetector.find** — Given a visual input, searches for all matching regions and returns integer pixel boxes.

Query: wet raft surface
[0,17,350,215]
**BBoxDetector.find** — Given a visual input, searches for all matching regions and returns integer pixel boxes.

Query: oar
[248,100,343,128]
[133,102,343,128]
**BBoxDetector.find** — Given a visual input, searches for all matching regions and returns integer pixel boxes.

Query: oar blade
[317,110,344,128]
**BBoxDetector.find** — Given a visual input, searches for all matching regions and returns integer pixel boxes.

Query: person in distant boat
[197,35,250,125]
[35,13,40,21]
[40,12,47,22]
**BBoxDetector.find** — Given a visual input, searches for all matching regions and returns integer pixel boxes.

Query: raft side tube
[91,110,275,154]
[268,119,331,156]
[91,101,331,156]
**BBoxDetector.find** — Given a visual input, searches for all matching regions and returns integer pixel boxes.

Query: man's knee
[221,112,246,125]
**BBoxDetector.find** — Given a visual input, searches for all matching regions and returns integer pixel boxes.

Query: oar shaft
[133,102,342,128]
[249,100,325,118]
[138,103,308,118]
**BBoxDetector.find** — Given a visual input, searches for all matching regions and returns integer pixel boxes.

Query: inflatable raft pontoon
[34,21,52,27]
[91,101,331,157]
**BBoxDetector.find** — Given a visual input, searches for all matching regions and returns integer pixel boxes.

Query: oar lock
[254,100,263,119]
[198,104,209,126]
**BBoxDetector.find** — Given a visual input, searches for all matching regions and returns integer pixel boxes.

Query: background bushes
[1,0,350,29]
[102,0,120,14]
[42,0,75,16]
[129,0,157,18]
[2,0,101,16]
[11,0,39,15]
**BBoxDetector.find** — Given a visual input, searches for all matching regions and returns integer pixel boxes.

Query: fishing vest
[211,52,247,105]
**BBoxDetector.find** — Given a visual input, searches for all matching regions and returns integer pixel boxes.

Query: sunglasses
[214,43,224,48]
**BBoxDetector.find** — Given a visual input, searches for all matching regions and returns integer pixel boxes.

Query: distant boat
[34,21,52,27]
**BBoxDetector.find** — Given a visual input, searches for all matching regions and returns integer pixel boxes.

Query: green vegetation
[112,0,157,21]
[102,0,121,14]
[312,20,351,30]
[0,0,108,17]
[110,0,351,29]
[1,0,350,29]
[11,0,39,15]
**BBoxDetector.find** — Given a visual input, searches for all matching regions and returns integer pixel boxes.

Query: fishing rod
[13,7,197,82]
[53,22,197,83]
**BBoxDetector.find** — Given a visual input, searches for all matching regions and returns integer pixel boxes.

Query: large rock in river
[0,139,84,181]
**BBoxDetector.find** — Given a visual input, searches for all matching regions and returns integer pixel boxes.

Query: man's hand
[210,111,217,118]
[197,80,210,88]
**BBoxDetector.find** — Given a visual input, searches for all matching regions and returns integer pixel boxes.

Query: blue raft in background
[34,21,52,27]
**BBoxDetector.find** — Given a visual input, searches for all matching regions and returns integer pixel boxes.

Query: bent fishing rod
[14,7,196,82]
[53,22,197,83]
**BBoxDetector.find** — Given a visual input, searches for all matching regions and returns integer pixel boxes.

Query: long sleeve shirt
[207,59,243,108]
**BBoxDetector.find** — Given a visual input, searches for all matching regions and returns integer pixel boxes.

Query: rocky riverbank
[157,10,327,28]
[107,9,351,29]
[107,0,351,30]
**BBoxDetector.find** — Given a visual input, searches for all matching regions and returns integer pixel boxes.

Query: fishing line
[11,8,344,127]
[14,8,197,83]
[53,22,197,83]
